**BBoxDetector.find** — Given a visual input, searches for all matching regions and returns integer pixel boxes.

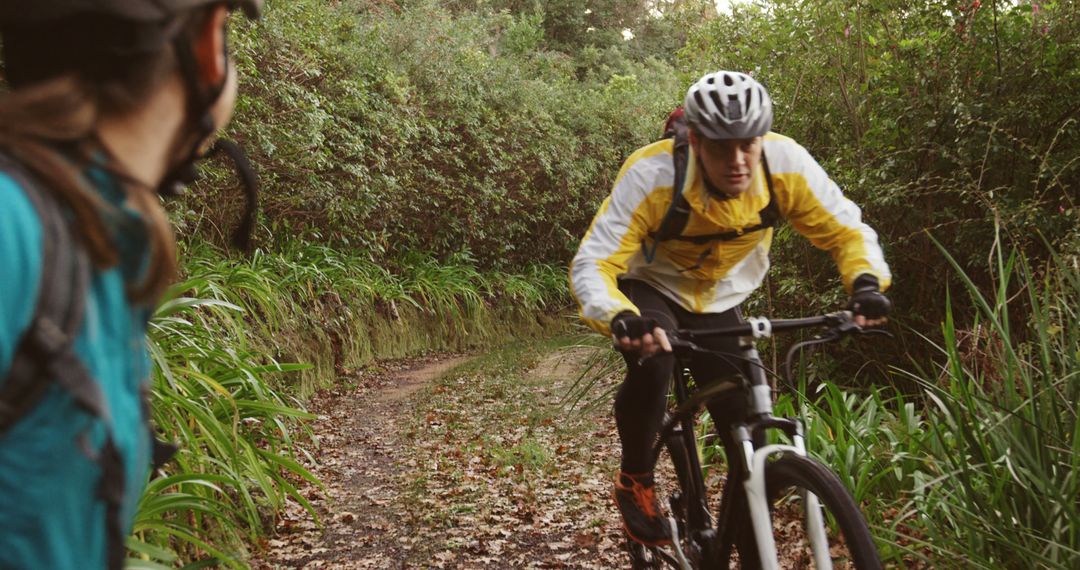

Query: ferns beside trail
[128,240,568,567]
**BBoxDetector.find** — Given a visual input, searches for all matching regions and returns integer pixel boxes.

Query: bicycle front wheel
[764,454,882,570]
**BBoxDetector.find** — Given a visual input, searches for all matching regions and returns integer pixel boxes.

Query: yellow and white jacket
[570,133,892,336]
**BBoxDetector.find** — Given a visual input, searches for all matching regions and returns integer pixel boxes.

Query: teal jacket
[0,167,153,569]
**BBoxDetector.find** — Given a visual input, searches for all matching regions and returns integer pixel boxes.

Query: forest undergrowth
[134,0,1079,566]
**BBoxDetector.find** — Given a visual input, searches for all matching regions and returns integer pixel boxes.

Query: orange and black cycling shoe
[613,471,673,546]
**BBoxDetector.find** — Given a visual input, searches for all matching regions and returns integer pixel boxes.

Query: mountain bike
[625,311,885,570]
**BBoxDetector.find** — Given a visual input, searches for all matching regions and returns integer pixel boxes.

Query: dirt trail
[252,344,628,569]
[253,341,908,569]
[252,354,477,569]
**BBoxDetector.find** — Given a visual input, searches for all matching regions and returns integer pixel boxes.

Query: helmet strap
[209,138,259,252]
[156,27,221,197]
[158,20,259,252]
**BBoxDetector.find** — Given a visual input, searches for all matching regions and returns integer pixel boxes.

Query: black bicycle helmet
[684,71,773,140]
[0,0,265,246]
[1,0,263,87]
[0,0,261,25]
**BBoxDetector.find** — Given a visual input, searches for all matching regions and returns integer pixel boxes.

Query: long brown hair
[0,14,209,303]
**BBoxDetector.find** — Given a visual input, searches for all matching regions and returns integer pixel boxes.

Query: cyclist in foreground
[569,71,892,555]
[0,1,261,568]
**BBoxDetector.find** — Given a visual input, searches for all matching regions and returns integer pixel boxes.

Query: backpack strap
[758,153,780,227]
[642,119,693,263]
[656,114,692,242]
[642,143,783,261]
[0,153,128,570]
[0,156,107,429]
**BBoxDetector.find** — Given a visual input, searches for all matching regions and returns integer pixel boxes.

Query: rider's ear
[687,128,702,152]
[191,5,229,87]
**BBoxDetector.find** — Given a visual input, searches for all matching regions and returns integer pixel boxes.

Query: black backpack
[0,153,174,570]
[642,107,781,263]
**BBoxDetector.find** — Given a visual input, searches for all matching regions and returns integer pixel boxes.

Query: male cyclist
[569,71,892,550]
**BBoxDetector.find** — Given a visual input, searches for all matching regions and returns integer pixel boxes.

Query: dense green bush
[186,0,683,268]
[680,0,1079,336]
[187,0,1080,363]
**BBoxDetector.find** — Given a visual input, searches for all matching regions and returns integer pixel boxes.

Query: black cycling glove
[846,274,891,320]
[611,312,659,340]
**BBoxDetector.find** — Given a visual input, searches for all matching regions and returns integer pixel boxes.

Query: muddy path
[251,354,482,569]
[251,341,627,569]
[250,339,876,569]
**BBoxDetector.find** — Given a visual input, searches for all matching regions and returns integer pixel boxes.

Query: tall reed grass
[765,237,1080,568]
[130,239,570,567]
[890,237,1079,568]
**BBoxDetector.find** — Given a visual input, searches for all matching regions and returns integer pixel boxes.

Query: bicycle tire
[764,454,883,570]
[624,419,709,570]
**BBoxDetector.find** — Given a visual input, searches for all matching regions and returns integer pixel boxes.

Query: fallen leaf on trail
[574,532,598,548]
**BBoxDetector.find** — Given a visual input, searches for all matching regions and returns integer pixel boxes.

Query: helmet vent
[708,91,725,114]
[693,91,707,113]
[683,70,772,138]
[726,99,743,120]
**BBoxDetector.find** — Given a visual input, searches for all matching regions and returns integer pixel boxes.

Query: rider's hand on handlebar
[847,274,891,328]
[611,313,672,357]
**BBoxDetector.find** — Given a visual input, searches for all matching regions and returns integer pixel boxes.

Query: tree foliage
[188,0,1080,349]
[680,0,1080,332]
[188,0,682,268]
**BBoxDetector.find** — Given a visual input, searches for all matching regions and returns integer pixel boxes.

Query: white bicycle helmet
[684,71,773,140]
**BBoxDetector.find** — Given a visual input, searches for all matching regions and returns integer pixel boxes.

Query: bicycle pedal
[668,492,687,517]
[692,528,717,544]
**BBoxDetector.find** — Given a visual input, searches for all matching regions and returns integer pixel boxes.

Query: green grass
[179,239,569,395]
[131,239,570,566]
[490,438,553,472]
[760,237,1080,568]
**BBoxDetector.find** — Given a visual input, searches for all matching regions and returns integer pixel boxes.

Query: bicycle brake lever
[812,328,843,343]
[856,327,895,339]
[666,337,699,357]
[836,320,862,335]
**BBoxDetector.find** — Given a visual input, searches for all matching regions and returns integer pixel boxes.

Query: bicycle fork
[736,340,834,570]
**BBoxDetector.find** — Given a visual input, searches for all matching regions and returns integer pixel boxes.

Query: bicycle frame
[665,324,836,570]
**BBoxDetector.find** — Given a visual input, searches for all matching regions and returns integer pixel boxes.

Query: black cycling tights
[613,279,751,475]
[614,279,765,566]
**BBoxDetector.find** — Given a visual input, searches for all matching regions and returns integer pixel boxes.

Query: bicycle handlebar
[671,310,857,344]
[665,310,891,388]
